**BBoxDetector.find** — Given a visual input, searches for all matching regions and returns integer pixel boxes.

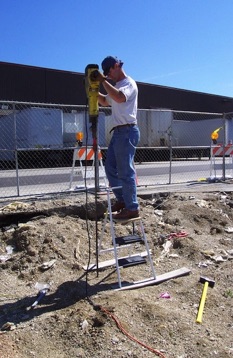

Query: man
[92,56,140,221]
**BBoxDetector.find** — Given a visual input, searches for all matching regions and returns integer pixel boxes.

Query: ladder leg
[139,220,156,280]
[100,157,108,188]
[98,210,108,254]
[106,188,123,288]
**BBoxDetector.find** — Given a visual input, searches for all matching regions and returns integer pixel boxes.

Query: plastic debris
[198,260,213,268]
[169,253,179,258]
[160,241,172,259]
[212,255,227,262]
[159,292,171,299]
[26,283,51,311]
[195,199,209,208]
[39,259,56,271]
[35,282,51,291]
[6,246,14,255]
[0,245,15,262]
[154,209,163,217]
[0,255,10,263]
[81,319,89,332]
[1,322,16,331]
[225,227,233,233]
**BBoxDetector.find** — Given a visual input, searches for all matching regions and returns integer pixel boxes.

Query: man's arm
[92,70,126,105]
[98,93,110,107]
[102,80,126,103]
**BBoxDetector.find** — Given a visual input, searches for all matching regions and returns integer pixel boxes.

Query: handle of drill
[196,281,209,323]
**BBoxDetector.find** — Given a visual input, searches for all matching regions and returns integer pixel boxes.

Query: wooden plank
[82,251,150,271]
[114,267,191,291]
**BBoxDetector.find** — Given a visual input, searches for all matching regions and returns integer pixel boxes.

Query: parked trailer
[0,108,232,168]
[106,109,231,147]
[0,107,63,161]
[0,108,106,168]
[103,110,233,162]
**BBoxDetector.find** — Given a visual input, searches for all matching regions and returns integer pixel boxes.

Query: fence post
[168,114,173,184]
[13,103,20,196]
[222,113,226,181]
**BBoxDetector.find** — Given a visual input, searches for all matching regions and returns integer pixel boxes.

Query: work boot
[112,208,140,221]
[111,201,125,213]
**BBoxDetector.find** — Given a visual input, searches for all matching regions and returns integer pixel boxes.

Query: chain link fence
[0,101,232,198]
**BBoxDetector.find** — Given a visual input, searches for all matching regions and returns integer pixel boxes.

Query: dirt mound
[0,191,233,357]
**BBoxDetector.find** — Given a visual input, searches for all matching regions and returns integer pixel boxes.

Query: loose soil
[0,189,233,358]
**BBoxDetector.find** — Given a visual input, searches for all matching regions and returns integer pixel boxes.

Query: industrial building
[0,61,233,113]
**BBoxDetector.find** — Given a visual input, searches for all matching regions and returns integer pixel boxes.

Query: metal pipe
[222,113,226,180]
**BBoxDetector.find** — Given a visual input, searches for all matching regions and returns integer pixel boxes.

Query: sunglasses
[103,67,112,76]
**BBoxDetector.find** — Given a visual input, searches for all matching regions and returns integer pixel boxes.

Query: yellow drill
[85,64,100,118]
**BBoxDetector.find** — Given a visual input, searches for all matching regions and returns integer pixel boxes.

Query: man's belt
[110,123,136,133]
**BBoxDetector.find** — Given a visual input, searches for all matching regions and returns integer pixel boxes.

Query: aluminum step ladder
[96,186,157,289]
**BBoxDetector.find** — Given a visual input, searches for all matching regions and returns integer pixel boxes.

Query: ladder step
[115,234,143,246]
[113,216,142,225]
[118,255,147,268]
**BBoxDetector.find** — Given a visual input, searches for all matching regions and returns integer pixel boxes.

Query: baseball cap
[101,56,123,76]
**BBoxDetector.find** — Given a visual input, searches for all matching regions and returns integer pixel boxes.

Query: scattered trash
[161,241,172,257]
[198,260,213,268]
[2,224,17,232]
[1,322,16,331]
[159,292,171,299]
[225,227,233,233]
[202,248,232,262]
[81,319,89,332]
[195,200,209,208]
[212,255,227,262]
[168,231,188,240]
[0,255,10,263]
[39,259,56,271]
[202,250,215,257]
[169,253,179,258]
[156,230,189,262]
[6,246,14,255]
[26,282,51,311]
[154,209,163,217]
[0,201,29,212]
[0,245,15,262]
[35,282,51,291]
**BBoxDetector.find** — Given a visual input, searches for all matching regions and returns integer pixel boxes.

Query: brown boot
[111,201,125,213]
[112,208,139,221]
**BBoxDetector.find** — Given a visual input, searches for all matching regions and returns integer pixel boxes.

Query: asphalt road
[0,161,212,187]
[0,159,231,198]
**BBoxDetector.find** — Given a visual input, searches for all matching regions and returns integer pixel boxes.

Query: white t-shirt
[106,76,138,127]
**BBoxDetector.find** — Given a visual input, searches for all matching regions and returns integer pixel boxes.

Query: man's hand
[90,70,107,83]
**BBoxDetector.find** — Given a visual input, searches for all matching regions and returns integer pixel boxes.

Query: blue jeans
[105,125,140,211]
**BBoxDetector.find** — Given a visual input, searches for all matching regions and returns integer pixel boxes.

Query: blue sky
[1,0,233,97]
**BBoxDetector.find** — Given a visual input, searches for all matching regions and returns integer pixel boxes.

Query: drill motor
[85,64,100,118]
